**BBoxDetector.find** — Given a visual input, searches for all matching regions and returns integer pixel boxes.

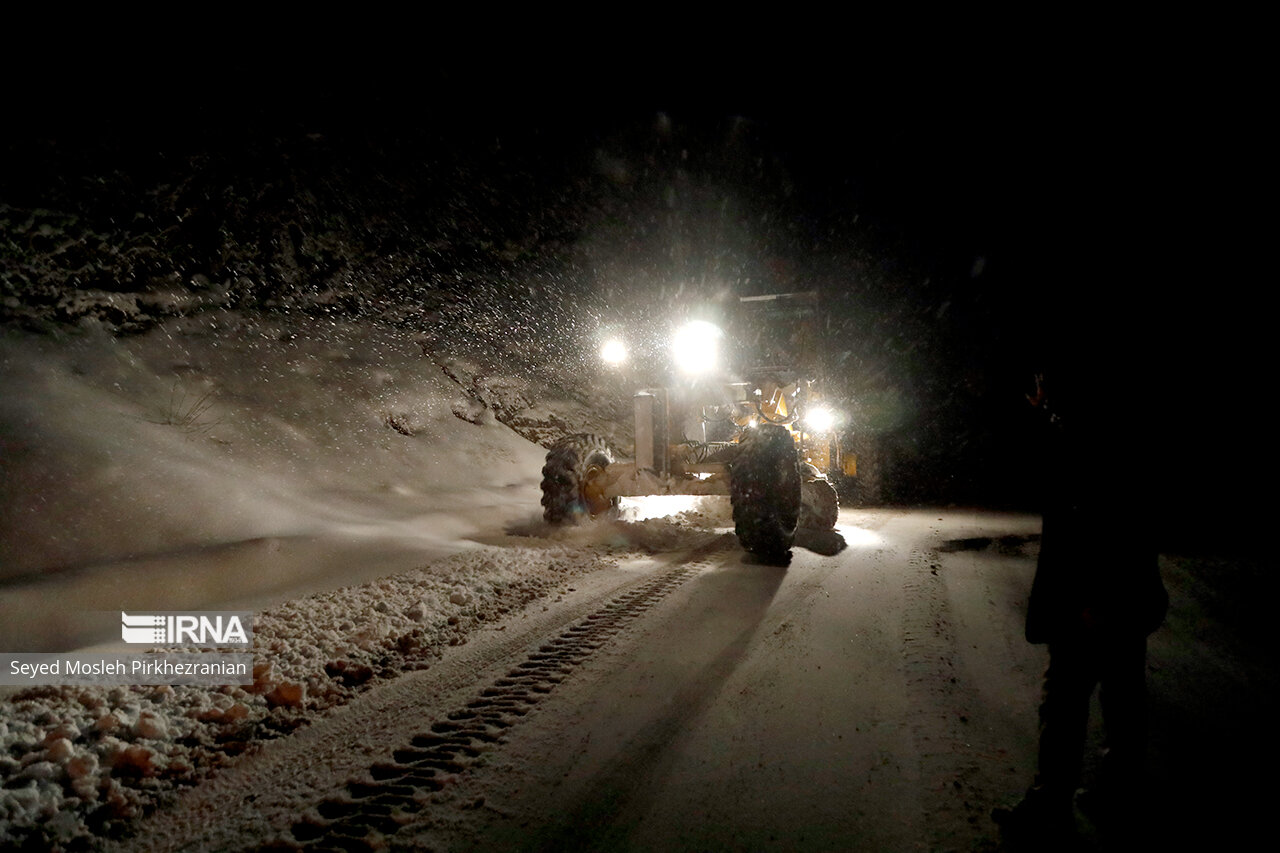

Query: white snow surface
[0,311,732,848]
[1,311,559,648]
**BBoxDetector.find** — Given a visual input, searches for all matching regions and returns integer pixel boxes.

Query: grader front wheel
[729,423,802,559]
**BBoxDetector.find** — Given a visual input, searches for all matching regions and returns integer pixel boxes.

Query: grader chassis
[540,292,847,559]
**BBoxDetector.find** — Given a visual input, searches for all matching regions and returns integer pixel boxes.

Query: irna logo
[121,612,252,647]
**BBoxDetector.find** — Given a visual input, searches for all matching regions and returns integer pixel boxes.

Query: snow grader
[540,291,854,559]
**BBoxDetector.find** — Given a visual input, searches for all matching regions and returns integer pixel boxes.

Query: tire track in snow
[111,535,736,853]
[263,551,722,851]
[900,547,1000,852]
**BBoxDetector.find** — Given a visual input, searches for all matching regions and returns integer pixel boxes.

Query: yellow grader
[540,291,853,559]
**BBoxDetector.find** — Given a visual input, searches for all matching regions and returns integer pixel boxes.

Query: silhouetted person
[993,366,1168,848]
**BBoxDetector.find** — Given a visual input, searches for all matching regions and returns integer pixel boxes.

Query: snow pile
[554,516,731,556]
[623,494,735,527]
[502,497,735,556]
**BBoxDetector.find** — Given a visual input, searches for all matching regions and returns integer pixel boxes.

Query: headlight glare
[672,321,722,375]
[805,405,837,433]
[600,338,628,365]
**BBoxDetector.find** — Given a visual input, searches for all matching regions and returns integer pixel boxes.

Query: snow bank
[0,311,556,650]
[1,312,546,573]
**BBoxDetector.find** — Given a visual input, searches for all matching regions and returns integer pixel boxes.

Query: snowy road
[126,509,1053,852]
[431,509,1046,853]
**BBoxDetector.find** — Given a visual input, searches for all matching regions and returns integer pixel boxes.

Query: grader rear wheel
[541,434,617,523]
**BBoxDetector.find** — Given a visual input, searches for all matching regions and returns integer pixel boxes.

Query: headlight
[600,338,628,365]
[672,321,722,375]
[804,405,837,432]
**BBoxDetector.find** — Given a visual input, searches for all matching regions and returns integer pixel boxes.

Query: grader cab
[540,291,851,559]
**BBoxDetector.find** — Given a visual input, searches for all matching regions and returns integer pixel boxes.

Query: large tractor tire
[799,477,839,530]
[541,434,617,524]
[730,424,802,558]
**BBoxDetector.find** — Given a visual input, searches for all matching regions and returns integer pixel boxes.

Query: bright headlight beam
[672,321,722,375]
[601,338,627,365]
[805,405,836,432]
